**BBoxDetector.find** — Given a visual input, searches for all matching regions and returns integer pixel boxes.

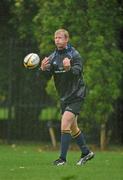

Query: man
[40,29,94,166]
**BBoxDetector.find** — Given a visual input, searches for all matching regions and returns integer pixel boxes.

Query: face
[54,32,68,50]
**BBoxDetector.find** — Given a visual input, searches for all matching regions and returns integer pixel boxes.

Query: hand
[40,57,50,71]
[63,57,71,71]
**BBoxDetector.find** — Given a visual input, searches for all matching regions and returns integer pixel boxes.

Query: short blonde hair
[54,29,69,39]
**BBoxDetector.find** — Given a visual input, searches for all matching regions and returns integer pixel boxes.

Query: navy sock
[73,130,90,155]
[60,131,71,161]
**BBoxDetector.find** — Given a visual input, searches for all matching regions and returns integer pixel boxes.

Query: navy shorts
[61,100,83,115]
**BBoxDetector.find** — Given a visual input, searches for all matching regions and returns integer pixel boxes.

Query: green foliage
[81,0,123,124]
[0,108,8,120]
[42,77,60,120]
[46,77,58,102]
[33,0,88,55]
[10,0,39,40]
[39,107,60,120]
[6,0,123,127]
[0,107,15,120]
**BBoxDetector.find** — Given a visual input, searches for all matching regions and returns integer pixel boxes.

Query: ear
[65,37,69,43]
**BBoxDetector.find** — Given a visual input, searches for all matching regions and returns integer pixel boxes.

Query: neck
[57,45,68,50]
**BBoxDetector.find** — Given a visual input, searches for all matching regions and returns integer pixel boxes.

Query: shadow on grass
[61,175,77,180]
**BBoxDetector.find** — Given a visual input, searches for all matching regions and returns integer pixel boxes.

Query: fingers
[41,57,71,71]
[40,57,50,71]
[63,58,71,71]
[42,57,49,64]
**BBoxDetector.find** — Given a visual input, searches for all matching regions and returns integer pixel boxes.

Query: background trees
[0,0,123,148]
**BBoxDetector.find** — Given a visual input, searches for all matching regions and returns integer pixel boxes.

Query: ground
[0,143,123,180]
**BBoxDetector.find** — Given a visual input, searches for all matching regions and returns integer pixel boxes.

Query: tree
[34,0,123,148]
[8,0,123,147]
[0,0,51,141]
[10,0,39,40]
[81,0,123,149]
[33,0,88,54]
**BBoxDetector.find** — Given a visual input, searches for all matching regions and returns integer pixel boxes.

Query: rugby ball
[23,53,40,69]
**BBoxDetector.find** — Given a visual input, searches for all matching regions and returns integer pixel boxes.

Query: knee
[71,127,80,138]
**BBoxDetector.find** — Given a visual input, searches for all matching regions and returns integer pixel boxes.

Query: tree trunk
[100,123,107,150]
[49,127,57,148]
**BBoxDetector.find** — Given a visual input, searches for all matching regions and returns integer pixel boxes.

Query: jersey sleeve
[70,51,83,75]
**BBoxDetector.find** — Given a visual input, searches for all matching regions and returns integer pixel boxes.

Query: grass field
[0,144,123,180]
